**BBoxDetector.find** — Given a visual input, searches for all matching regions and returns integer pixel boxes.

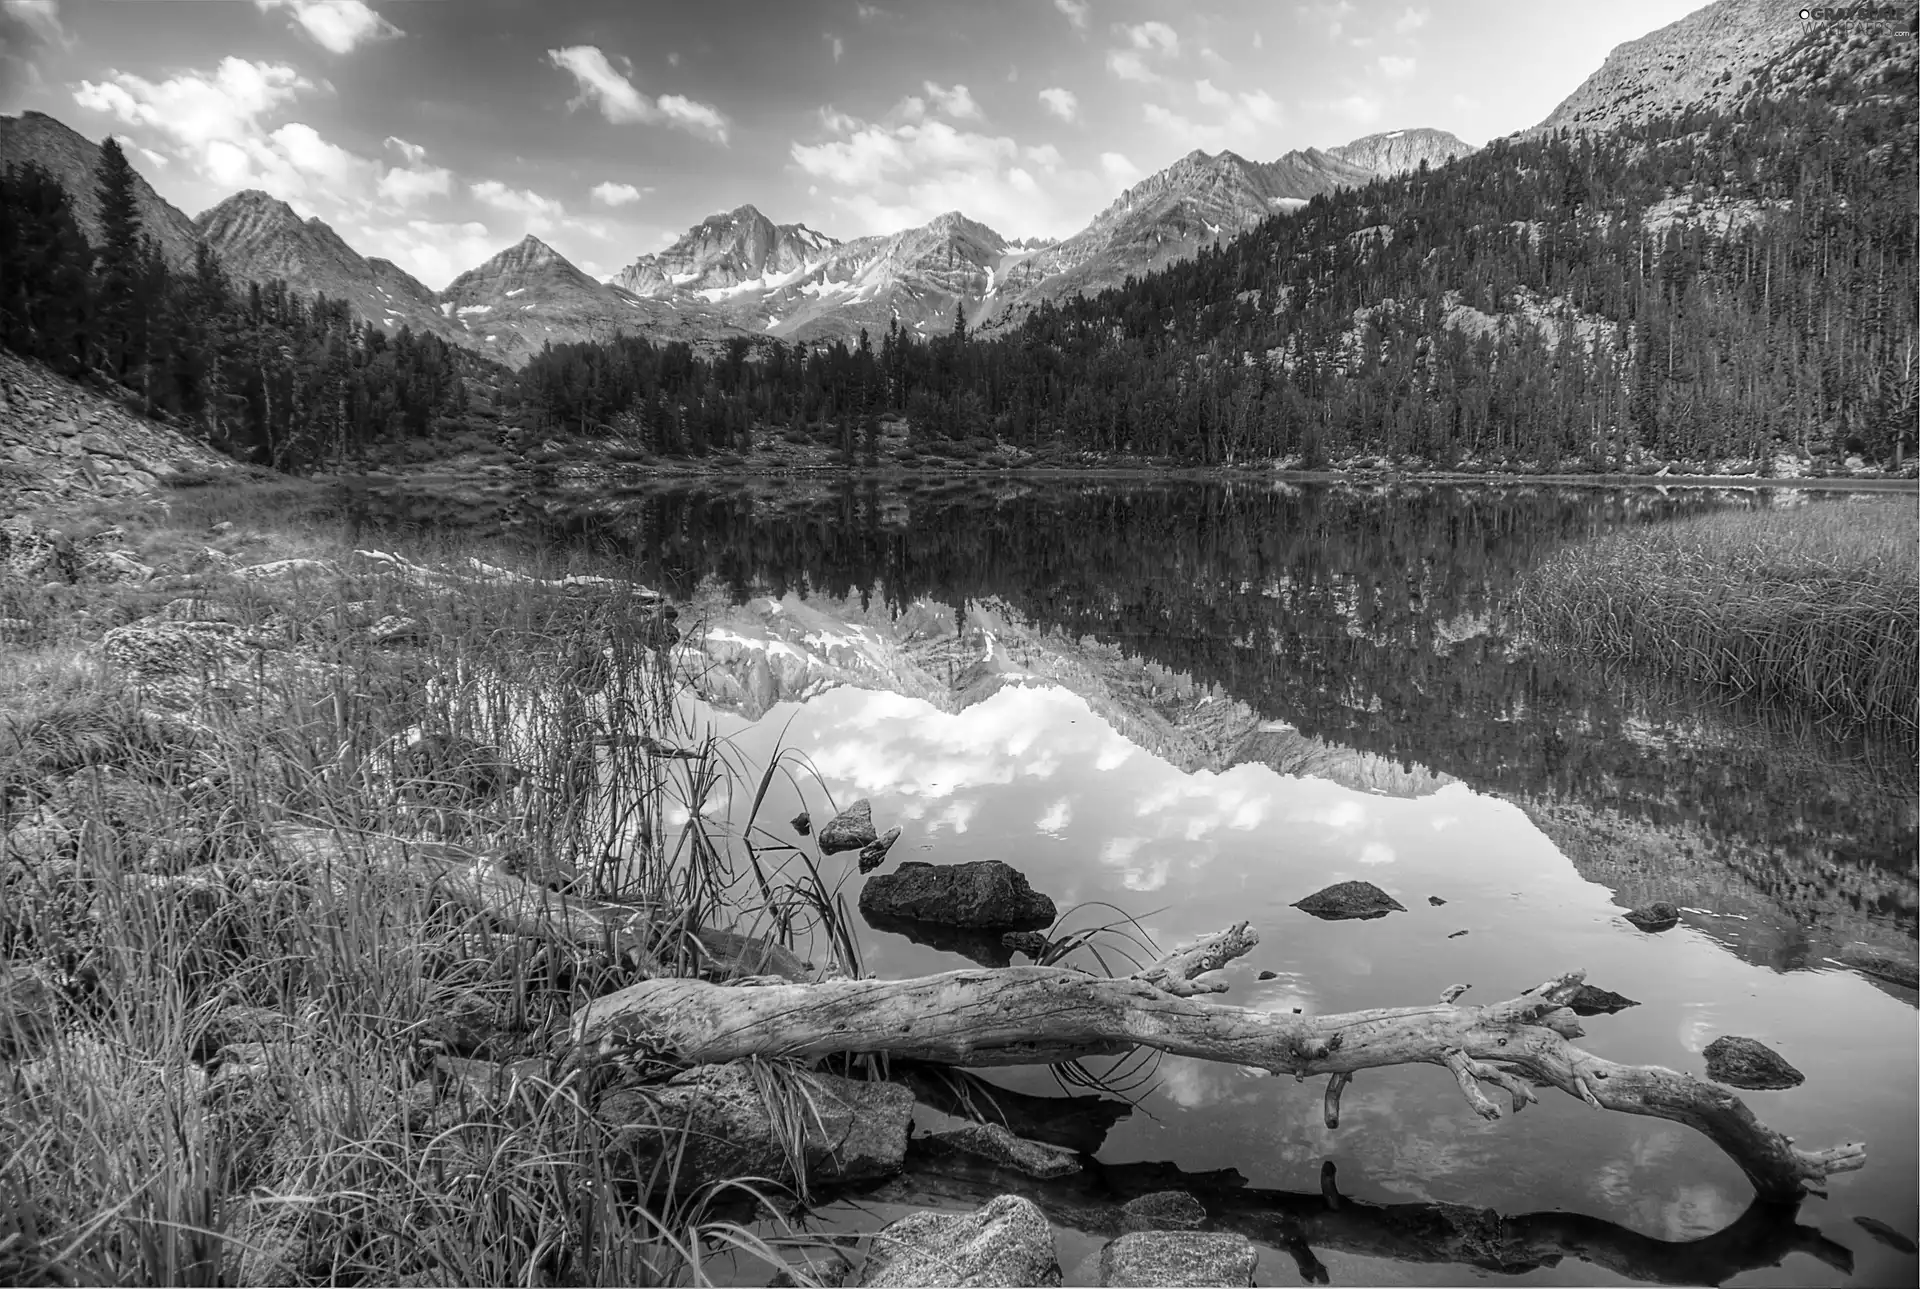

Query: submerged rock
[921,1121,1081,1179]
[1097,1231,1256,1287]
[860,861,1057,930]
[1566,984,1640,1016]
[1838,941,1918,990]
[1622,901,1680,932]
[1703,1036,1804,1090]
[1001,930,1052,961]
[859,825,902,874]
[1427,896,1447,906]
[858,1194,1060,1287]
[819,798,877,854]
[770,1251,856,1287]
[1119,1192,1209,1234]
[1256,970,1278,981]
[1291,881,1405,921]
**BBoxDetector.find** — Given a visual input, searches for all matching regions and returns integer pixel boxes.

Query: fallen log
[567,922,1865,1202]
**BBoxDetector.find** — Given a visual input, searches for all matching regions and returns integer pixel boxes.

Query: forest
[1,36,1913,472]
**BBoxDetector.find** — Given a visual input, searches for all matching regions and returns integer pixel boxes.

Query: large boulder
[1097,1232,1256,1287]
[858,1195,1060,1288]
[818,799,878,854]
[860,861,1056,930]
[97,620,258,709]
[1290,881,1405,921]
[1119,1192,1209,1234]
[598,1062,912,1192]
[1703,1036,1804,1090]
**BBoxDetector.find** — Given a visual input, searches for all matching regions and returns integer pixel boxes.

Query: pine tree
[92,136,144,380]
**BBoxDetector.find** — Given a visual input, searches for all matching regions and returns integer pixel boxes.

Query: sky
[0,0,1712,290]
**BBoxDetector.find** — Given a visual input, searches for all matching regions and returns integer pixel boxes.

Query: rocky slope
[196,190,450,341]
[612,204,838,298]
[1329,128,1475,175]
[0,349,237,513]
[0,110,203,270]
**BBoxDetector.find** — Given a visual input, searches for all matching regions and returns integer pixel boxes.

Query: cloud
[1053,0,1088,30]
[1120,20,1179,55]
[253,0,402,55]
[1378,55,1415,78]
[922,81,981,121]
[1100,151,1141,185]
[74,56,312,150]
[591,180,643,207]
[827,33,844,62]
[1037,86,1078,121]
[546,44,730,143]
[789,101,1117,242]
[1331,92,1382,124]
[1295,0,1356,39]
[470,179,564,231]
[1105,50,1157,83]
[1145,83,1283,153]
[0,0,70,104]
[1394,6,1429,34]
[856,2,887,18]
[377,161,449,205]
[348,216,497,292]
[383,134,426,165]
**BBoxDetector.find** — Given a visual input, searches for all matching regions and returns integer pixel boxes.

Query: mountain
[0,110,203,270]
[196,190,448,340]
[1329,128,1475,176]
[612,204,838,298]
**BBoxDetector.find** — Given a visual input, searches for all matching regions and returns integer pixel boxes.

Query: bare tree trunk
[567,924,1866,1203]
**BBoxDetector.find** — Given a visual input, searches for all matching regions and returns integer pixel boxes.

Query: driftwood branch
[567,922,1866,1202]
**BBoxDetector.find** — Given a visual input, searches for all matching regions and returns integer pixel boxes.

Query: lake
[348,474,1919,1287]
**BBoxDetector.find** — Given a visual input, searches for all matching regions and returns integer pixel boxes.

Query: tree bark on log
[566,922,1866,1203]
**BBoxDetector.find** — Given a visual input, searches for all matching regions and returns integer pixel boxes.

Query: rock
[599,1062,912,1192]
[1119,1192,1209,1234]
[98,620,256,709]
[236,558,337,582]
[1623,900,1680,932]
[860,861,1056,930]
[157,597,244,624]
[770,1251,856,1287]
[1703,1036,1804,1090]
[3,805,73,866]
[858,1195,1060,1288]
[1427,896,1447,906]
[1852,1216,1918,1255]
[0,960,61,1058]
[818,799,878,854]
[1291,881,1406,921]
[921,1122,1082,1179]
[1447,929,1469,938]
[1566,984,1640,1016]
[858,826,902,874]
[1837,941,1918,989]
[1097,1232,1256,1287]
[209,521,235,535]
[791,810,811,836]
[1001,931,1052,961]
[1256,970,1278,981]
[366,615,429,646]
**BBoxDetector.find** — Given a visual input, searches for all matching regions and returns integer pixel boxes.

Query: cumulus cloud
[1295,0,1356,39]
[0,0,70,104]
[591,180,643,206]
[1105,49,1157,83]
[1037,86,1078,121]
[384,135,425,164]
[1377,54,1416,78]
[1120,20,1179,55]
[1394,6,1429,34]
[789,93,1117,241]
[1105,20,1180,84]
[377,161,449,205]
[1100,151,1141,185]
[470,179,564,231]
[347,217,497,292]
[1053,0,1088,30]
[922,81,981,121]
[546,44,730,143]
[253,0,402,55]
[827,33,844,62]
[1145,82,1282,153]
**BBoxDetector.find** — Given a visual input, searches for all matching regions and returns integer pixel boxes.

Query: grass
[1511,499,1919,740]
[0,479,874,1286]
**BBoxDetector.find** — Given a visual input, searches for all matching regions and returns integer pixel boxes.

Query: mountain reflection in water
[341,475,1918,1287]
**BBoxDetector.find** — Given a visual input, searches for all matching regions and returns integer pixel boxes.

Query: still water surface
[361,476,1919,1286]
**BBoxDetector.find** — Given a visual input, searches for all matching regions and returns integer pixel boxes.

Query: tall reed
[1510,499,1918,739]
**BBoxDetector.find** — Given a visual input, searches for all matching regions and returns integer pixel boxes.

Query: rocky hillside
[0,349,237,513]
[0,110,203,270]
[1525,0,1917,135]
[196,190,449,340]
[1329,128,1475,175]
